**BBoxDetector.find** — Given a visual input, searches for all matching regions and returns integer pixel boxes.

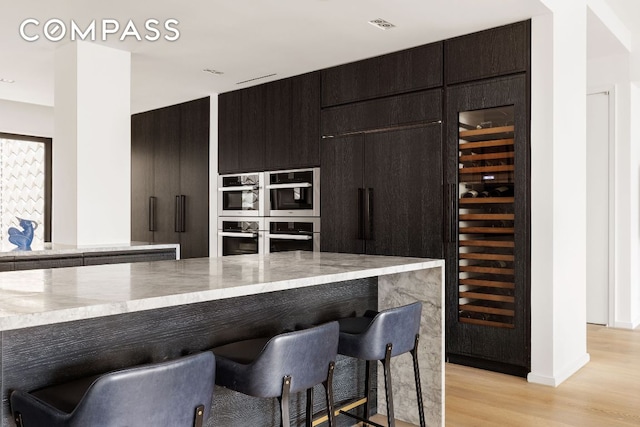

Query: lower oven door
[264,217,320,254]
[217,218,265,256]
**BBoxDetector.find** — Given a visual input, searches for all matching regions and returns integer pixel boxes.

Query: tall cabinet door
[131,112,154,242]
[320,134,365,254]
[364,125,443,258]
[445,74,530,376]
[179,97,210,259]
[152,106,181,246]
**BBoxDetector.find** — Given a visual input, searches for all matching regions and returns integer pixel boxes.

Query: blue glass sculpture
[8,218,37,251]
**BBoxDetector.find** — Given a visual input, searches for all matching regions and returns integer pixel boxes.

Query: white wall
[630,82,640,327]
[0,99,53,138]
[587,54,640,328]
[529,3,590,386]
[53,41,131,246]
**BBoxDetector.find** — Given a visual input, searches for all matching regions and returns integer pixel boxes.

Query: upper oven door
[266,168,320,217]
[218,172,265,217]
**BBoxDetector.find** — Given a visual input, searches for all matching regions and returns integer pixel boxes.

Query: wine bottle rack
[458,110,516,329]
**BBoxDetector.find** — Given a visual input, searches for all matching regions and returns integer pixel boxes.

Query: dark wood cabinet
[321,42,443,107]
[445,74,530,376]
[319,133,365,255]
[321,90,442,137]
[320,90,443,259]
[151,105,181,248]
[131,113,154,243]
[240,85,266,172]
[179,98,211,259]
[131,97,210,259]
[218,91,242,174]
[266,72,320,170]
[445,21,530,85]
[218,72,320,174]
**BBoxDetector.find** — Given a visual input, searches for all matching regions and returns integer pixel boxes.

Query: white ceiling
[0,0,636,114]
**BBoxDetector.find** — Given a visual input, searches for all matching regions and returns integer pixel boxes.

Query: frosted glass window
[0,138,46,251]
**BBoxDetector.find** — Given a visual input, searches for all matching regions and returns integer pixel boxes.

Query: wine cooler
[458,106,516,328]
[445,75,531,377]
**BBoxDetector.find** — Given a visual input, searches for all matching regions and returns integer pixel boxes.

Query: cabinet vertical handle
[175,196,181,233]
[364,188,374,240]
[149,197,157,232]
[180,195,186,232]
[358,188,365,240]
[449,183,457,243]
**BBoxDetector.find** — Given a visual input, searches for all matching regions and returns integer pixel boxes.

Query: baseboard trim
[527,352,590,387]
[613,318,640,330]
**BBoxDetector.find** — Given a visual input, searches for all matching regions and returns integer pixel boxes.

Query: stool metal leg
[324,361,336,427]
[411,334,426,427]
[306,387,314,427]
[279,375,292,427]
[364,359,372,420]
[382,343,395,427]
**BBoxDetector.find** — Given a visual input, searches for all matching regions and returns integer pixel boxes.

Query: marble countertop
[0,242,180,259]
[0,252,443,331]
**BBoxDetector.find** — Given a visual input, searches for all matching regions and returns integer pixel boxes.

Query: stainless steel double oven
[217,168,320,256]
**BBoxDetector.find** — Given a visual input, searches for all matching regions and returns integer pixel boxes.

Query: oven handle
[218,232,258,238]
[266,233,313,241]
[218,185,259,191]
[265,183,313,189]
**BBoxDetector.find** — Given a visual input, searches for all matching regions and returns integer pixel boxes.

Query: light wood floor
[374,324,640,426]
[447,324,640,426]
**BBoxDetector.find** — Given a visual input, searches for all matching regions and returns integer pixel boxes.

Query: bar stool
[10,352,215,427]
[211,321,339,427]
[336,301,425,427]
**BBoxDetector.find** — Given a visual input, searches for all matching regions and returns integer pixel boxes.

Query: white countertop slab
[0,241,180,259]
[0,252,443,331]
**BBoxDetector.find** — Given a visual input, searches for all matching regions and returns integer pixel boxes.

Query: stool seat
[336,302,425,427]
[213,337,270,365]
[212,322,339,426]
[10,352,215,427]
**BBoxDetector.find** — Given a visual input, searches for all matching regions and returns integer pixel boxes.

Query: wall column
[53,41,131,245]
[529,2,590,386]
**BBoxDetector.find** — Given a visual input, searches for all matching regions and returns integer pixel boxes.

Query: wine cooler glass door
[457,106,516,329]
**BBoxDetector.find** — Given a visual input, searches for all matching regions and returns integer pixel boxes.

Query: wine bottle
[461,190,478,198]
[490,186,513,197]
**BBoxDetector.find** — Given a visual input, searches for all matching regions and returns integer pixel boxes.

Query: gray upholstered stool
[10,352,215,427]
[211,321,339,427]
[337,301,425,427]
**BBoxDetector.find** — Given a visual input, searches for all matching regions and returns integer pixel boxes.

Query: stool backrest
[361,302,422,360]
[247,321,339,397]
[70,352,215,427]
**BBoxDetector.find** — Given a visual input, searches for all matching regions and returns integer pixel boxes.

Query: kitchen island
[0,252,443,426]
[0,241,179,271]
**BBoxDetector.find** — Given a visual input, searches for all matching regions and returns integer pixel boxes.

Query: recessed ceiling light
[368,18,396,30]
[0,78,15,84]
[203,69,224,75]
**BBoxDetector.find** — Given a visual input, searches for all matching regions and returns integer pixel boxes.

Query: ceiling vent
[236,73,277,85]
[368,18,396,30]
